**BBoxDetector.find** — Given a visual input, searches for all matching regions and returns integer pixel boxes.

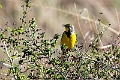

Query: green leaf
[64,61,70,68]
[19,59,23,64]
[0,4,2,8]
[11,55,17,59]
[6,27,12,31]
[53,34,60,39]
[1,59,6,63]
[0,33,5,39]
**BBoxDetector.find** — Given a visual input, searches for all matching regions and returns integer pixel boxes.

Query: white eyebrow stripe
[71,25,75,33]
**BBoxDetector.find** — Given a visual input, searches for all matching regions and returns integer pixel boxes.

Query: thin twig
[0,61,12,68]
[74,3,88,50]
[115,8,120,34]
[94,20,103,47]
[0,73,13,77]
[3,40,12,64]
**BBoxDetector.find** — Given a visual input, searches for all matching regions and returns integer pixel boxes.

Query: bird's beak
[62,24,66,27]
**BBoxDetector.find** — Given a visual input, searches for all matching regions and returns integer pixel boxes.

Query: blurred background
[0,0,120,79]
[0,0,120,43]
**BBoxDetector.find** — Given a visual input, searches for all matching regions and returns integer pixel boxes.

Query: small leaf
[64,61,70,68]
[6,27,12,31]
[0,4,2,8]
[19,59,23,64]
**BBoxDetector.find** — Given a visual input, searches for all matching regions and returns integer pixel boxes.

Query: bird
[60,24,76,51]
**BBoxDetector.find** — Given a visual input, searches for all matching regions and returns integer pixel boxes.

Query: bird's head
[62,24,75,33]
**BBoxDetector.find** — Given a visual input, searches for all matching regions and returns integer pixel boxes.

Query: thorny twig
[2,40,12,64]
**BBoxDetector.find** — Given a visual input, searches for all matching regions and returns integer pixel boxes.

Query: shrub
[0,0,119,80]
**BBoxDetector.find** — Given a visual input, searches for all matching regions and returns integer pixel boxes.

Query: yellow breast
[68,32,76,49]
[61,31,69,48]
[61,31,76,49]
